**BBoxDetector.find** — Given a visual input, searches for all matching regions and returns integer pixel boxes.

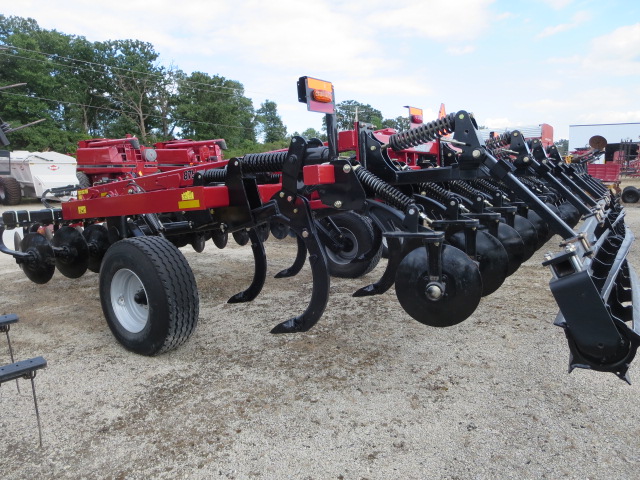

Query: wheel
[322,212,383,278]
[99,236,199,355]
[76,171,91,188]
[621,186,640,204]
[0,177,22,205]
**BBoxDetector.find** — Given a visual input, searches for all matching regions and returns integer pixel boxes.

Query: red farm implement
[75,136,227,187]
[1,77,639,383]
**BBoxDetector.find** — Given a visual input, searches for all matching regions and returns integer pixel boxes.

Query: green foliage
[554,139,569,156]
[300,127,327,142]
[381,116,410,132]
[255,100,287,143]
[0,15,257,152]
[327,100,384,131]
[174,71,256,147]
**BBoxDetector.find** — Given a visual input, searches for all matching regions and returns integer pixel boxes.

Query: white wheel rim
[110,269,149,333]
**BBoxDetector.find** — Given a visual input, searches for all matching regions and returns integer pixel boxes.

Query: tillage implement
[0,77,637,382]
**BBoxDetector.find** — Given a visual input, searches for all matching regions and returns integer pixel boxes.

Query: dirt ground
[2,181,640,479]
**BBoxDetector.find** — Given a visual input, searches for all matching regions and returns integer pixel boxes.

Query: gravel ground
[1,189,640,479]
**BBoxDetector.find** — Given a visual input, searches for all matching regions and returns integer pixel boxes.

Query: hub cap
[110,269,149,333]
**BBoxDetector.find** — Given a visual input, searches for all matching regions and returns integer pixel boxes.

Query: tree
[255,100,287,143]
[554,139,569,156]
[324,100,384,131]
[381,116,410,132]
[173,72,255,147]
[301,127,326,141]
[97,39,166,142]
[0,15,92,151]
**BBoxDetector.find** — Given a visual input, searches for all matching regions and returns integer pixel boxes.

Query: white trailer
[0,150,77,205]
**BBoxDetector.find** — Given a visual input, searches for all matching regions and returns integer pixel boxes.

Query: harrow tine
[270,198,330,334]
[227,228,267,304]
[274,234,307,279]
[353,236,403,297]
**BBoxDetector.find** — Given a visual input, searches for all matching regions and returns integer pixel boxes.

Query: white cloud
[365,0,496,42]
[480,117,513,129]
[446,45,476,56]
[537,0,574,10]
[537,10,591,38]
[583,23,640,75]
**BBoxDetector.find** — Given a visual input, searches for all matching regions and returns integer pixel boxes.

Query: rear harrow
[337,111,639,381]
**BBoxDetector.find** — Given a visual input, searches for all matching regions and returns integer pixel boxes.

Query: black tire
[621,186,640,204]
[99,236,199,355]
[0,176,21,205]
[322,212,383,278]
[76,171,91,188]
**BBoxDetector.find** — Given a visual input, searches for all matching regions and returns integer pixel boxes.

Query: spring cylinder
[202,167,228,183]
[448,180,486,201]
[484,132,511,151]
[241,151,288,173]
[418,182,455,204]
[353,166,415,212]
[202,151,288,183]
[473,178,504,197]
[388,113,456,151]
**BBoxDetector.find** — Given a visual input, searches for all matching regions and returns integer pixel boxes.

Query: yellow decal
[178,200,200,209]
[100,192,108,197]
[181,190,195,201]
[78,206,87,214]
[78,189,88,195]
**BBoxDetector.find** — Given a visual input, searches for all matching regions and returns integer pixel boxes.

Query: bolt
[408,208,415,215]
[234,161,239,166]
[279,192,285,198]
[458,113,465,120]
[301,229,309,238]
[287,196,293,202]
[523,156,530,163]
[421,191,426,195]
[370,145,377,151]
[293,208,298,214]
[472,149,482,159]
[334,200,343,209]
[544,252,553,261]
[450,200,456,206]
[425,284,443,301]
[343,164,352,173]
[292,138,297,143]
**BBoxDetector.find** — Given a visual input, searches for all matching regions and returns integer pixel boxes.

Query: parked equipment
[0,76,638,384]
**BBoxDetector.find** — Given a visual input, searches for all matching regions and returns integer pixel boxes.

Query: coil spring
[519,176,546,195]
[388,113,456,151]
[484,132,511,151]
[202,167,227,183]
[202,152,287,182]
[472,178,503,197]
[418,182,455,204]
[241,151,287,173]
[354,166,414,211]
[448,180,483,200]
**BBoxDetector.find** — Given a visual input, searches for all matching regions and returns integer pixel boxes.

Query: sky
[3,0,640,145]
